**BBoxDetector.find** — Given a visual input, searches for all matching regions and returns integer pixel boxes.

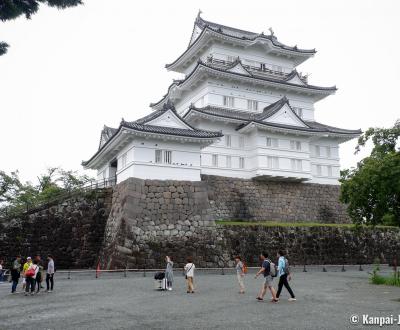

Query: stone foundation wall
[99,178,221,269]
[219,225,400,266]
[203,175,350,223]
[100,178,399,269]
[0,189,112,269]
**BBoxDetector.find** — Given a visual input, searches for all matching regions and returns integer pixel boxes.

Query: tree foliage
[340,120,400,226]
[0,0,83,55]
[0,167,92,217]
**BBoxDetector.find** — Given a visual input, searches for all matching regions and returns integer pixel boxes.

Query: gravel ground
[0,267,399,330]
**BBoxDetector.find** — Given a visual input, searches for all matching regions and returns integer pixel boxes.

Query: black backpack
[154,272,165,280]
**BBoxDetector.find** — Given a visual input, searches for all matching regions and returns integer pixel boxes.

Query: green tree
[0,167,93,217]
[340,120,400,226]
[0,170,22,203]
[0,0,83,55]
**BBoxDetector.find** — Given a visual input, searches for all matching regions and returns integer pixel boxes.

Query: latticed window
[315,145,321,157]
[247,100,258,111]
[266,137,279,148]
[316,165,322,176]
[121,153,127,168]
[291,159,302,171]
[267,156,279,169]
[155,150,162,163]
[212,154,218,167]
[327,165,332,177]
[164,150,172,164]
[223,96,235,108]
[239,136,245,149]
[226,155,232,168]
[225,135,231,147]
[326,146,331,158]
[239,157,245,169]
[290,140,301,151]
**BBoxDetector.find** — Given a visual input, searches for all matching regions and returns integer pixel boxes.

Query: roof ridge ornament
[268,27,274,36]
[163,99,176,112]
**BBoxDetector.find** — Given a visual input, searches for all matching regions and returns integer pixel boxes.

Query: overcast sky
[1,0,399,183]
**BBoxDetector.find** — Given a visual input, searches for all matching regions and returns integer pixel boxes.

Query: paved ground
[0,267,399,330]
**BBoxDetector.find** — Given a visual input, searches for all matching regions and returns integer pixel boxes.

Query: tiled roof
[99,125,118,149]
[193,15,316,54]
[153,61,336,109]
[201,61,336,91]
[83,103,223,167]
[185,100,361,136]
[121,120,223,138]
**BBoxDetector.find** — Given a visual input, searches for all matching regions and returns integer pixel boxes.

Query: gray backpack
[268,259,277,277]
[283,258,290,274]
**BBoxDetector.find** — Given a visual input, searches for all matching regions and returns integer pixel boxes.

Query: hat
[27,257,32,260]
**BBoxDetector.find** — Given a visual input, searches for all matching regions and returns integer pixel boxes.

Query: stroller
[154,272,167,290]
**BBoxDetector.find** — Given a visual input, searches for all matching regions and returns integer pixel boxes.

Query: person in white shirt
[46,255,55,292]
[184,257,195,294]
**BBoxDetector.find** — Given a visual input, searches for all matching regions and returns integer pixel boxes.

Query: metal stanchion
[221,267,225,275]
[341,265,346,272]
[68,271,71,280]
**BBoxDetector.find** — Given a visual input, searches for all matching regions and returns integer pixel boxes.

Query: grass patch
[215,220,397,229]
[371,267,400,287]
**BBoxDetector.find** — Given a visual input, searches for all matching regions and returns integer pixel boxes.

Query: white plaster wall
[114,138,203,182]
[173,77,315,119]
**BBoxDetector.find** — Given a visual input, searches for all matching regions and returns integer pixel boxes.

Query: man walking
[255,252,278,302]
[276,250,296,301]
[11,256,21,293]
[46,255,55,292]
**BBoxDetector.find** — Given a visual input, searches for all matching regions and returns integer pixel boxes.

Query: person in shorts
[255,252,278,302]
[234,256,245,294]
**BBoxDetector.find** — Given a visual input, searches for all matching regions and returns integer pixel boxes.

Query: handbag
[25,266,35,278]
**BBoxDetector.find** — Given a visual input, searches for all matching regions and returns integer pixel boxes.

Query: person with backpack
[184,257,195,294]
[276,250,296,302]
[234,256,246,294]
[10,255,21,293]
[24,259,39,296]
[254,252,278,302]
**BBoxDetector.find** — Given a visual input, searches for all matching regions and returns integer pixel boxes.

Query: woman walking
[276,250,296,302]
[184,257,195,294]
[165,256,174,291]
[234,256,245,294]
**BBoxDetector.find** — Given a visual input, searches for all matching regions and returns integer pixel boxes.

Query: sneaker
[168,288,172,291]
[288,298,296,302]
[256,297,263,301]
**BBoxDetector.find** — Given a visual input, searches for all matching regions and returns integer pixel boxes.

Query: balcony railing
[206,56,308,83]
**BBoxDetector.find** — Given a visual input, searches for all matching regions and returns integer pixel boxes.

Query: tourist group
[158,250,296,302]
[3,255,55,296]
